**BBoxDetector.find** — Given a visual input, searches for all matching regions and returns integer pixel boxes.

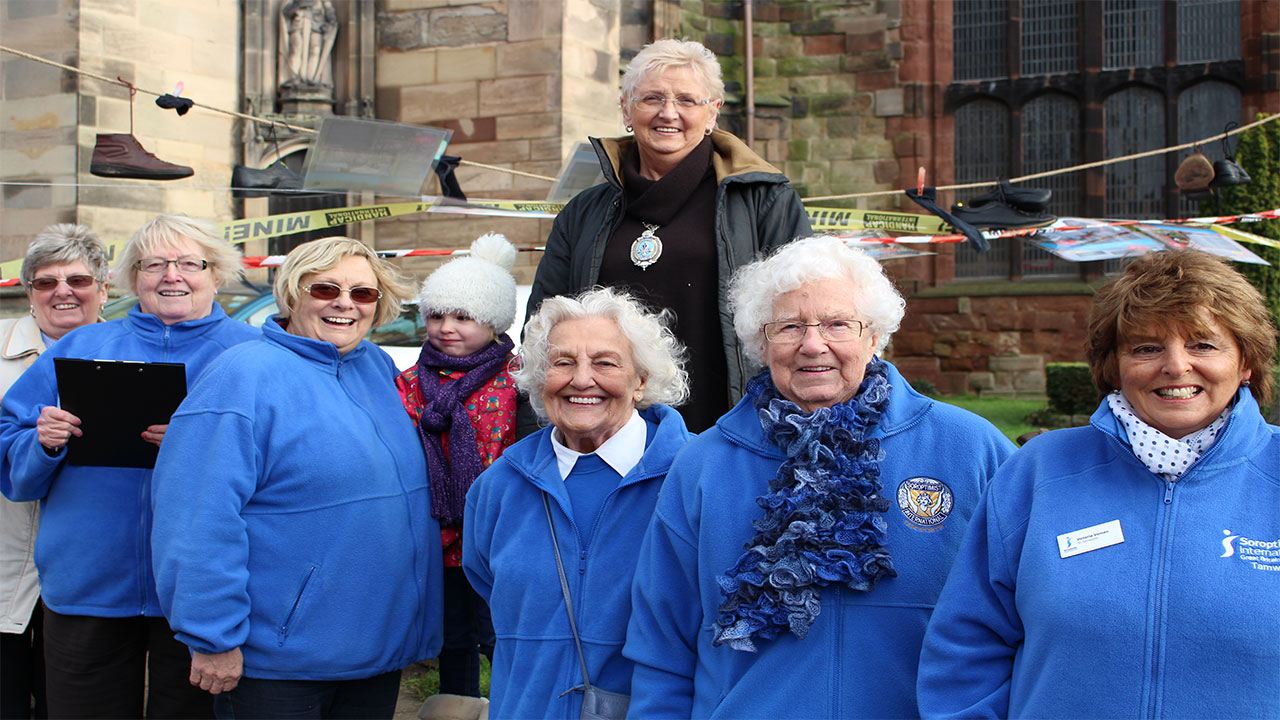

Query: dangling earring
[29,307,35,318]
[626,125,634,133]
[704,127,713,136]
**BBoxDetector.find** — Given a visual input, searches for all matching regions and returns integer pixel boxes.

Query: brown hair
[1087,250,1275,406]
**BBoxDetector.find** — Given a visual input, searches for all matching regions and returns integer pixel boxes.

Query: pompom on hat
[416,232,518,335]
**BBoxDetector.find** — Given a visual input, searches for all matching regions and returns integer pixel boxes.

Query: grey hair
[620,38,726,103]
[516,287,689,421]
[115,214,243,294]
[729,236,906,364]
[21,224,111,287]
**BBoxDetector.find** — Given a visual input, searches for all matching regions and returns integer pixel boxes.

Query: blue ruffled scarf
[712,359,897,652]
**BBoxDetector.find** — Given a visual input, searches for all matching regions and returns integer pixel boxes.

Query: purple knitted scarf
[414,334,514,525]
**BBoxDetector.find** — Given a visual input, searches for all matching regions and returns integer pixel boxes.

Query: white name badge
[1057,519,1125,559]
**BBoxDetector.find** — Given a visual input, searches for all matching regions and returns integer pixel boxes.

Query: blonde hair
[272,237,414,328]
[621,38,726,103]
[115,214,242,294]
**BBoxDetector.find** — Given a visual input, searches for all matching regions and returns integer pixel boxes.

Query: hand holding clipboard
[53,358,188,468]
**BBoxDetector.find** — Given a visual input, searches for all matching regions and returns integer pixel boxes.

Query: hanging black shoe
[1210,158,1251,188]
[231,160,304,198]
[965,178,1052,213]
[906,186,991,252]
[950,200,1057,231]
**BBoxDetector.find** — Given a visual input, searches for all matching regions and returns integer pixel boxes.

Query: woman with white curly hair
[463,287,693,719]
[623,236,1015,719]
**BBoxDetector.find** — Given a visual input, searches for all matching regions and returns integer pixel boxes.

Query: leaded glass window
[1021,0,1079,75]
[1178,0,1241,63]
[1022,92,1082,217]
[954,0,1008,81]
[954,100,1011,278]
[1105,86,1166,219]
[1021,93,1080,276]
[1104,0,1164,69]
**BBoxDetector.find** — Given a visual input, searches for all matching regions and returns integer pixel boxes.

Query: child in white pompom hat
[396,232,521,701]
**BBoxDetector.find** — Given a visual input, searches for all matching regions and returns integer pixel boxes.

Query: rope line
[4,44,1276,198]
[0,44,557,182]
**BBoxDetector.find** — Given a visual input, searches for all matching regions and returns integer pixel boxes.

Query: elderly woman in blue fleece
[917,250,1280,719]
[0,214,257,720]
[463,287,692,719]
[622,235,1014,719]
[151,237,442,720]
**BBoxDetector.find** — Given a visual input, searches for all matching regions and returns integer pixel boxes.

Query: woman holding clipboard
[0,214,257,719]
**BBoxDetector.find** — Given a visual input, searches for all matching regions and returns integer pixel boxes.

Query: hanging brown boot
[90,133,193,180]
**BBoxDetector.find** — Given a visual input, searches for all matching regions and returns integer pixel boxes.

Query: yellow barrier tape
[6,196,1272,280]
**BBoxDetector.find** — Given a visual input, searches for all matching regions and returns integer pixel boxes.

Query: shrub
[1046,362,1096,416]
[910,378,939,397]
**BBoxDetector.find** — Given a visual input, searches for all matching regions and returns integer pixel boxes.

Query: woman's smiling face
[621,65,720,177]
[1117,312,1251,438]
[288,255,379,356]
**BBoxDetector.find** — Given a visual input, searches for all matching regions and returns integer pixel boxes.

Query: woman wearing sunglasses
[0,214,257,719]
[0,224,109,720]
[152,237,442,720]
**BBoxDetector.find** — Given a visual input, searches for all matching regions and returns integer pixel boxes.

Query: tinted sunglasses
[28,275,96,292]
[302,282,382,304]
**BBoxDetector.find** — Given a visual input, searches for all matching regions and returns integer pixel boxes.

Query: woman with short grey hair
[1,223,110,719]
[624,236,1014,719]
[527,37,810,432]
[463,286,693,719]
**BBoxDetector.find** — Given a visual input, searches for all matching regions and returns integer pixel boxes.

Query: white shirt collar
[551,410,647,481]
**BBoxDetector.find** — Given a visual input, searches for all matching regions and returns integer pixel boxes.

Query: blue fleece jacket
[917,389,1280,719]
[151,319,443,681]
[0,305,257,617]
[623,361,1014,719]
[463,404,692,720]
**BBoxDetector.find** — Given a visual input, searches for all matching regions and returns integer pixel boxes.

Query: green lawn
[403,656,491,700]
[935,394,1047,443]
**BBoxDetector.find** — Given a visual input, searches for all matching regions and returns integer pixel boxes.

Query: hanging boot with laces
[90,133,194,180]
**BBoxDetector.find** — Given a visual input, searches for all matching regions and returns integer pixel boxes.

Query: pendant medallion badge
[630,223,663,270]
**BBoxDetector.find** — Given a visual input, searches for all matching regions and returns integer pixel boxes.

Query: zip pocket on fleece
[278,565,317,646]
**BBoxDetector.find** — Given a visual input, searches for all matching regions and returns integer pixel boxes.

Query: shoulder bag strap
[543,491,593,691]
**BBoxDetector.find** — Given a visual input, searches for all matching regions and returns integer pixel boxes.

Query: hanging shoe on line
[949,200,1057,231]
[963,178,1052,213]
[231,160,304,198]
[90,133,193,180]
[1210,158,1250,189]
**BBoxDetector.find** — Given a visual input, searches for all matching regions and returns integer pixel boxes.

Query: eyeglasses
[762,319,866,343]
[28,275,96,292]
[302,282,382,304]
[630,94,712,109]
[136,257,209,274]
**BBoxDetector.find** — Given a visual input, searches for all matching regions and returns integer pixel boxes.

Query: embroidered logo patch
[897,477,953,529]
[1220,529,1280,573]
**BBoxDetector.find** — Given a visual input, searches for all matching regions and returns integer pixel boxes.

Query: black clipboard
[53,358,187,468]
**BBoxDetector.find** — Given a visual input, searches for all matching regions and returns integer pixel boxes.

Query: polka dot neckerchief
[1106,391,1230,481]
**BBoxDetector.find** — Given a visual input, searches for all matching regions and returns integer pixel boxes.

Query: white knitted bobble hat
[416,232,518,335]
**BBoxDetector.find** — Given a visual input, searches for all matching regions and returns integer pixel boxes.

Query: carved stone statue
[279,0,338,96]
